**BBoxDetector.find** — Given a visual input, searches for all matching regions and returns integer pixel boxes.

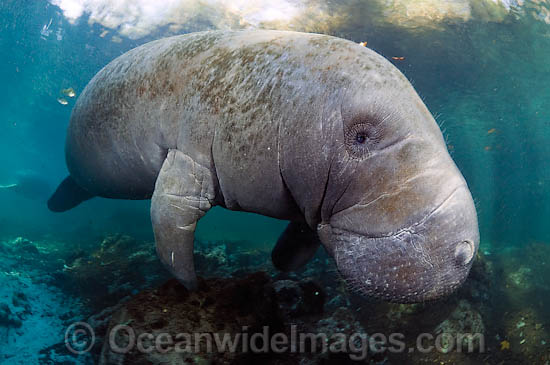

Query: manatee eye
[344,122,381,159]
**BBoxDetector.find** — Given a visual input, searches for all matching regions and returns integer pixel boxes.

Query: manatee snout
[321,185,479,303]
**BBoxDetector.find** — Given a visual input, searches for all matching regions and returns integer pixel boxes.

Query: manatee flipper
[151,149,215,290]
[272,221,321,272]
[47,176,94,212]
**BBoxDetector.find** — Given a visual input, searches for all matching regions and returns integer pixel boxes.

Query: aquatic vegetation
[501,308,550,360]
[507,266,534,290]
[0,229,547,364]
[100,272,368,364]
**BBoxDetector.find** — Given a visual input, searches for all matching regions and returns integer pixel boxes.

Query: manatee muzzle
[324,185,479,303]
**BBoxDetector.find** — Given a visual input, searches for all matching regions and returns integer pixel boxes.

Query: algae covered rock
[12,237,40,256]
[273,279,325,318]
[500,307,550,362]
[433,300,485,353]
[99,272,371,364]
[507,266,533,290]
[100,272,282,364]
[0,302,22,329]
[53,234,169,310]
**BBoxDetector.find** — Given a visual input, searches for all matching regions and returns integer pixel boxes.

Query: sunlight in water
[50,0,301,38]
[50,0,550,39]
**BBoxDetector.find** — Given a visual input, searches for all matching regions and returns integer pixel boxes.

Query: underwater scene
[2,0,550,363]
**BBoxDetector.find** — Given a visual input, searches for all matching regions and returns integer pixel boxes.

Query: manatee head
[281,44,479,303]
[320,93,479,303]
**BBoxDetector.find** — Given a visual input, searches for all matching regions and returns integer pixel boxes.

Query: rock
[273,279,325,318]
[273,280,302,316]
[100,272,283,364]
[11,291,27,306]
[99,272,370,364]
[0,303,22,329]
[53,234,169,311]
[11,291,31,315]
[13,237,40,255]
[501,307,550,361]
[194,240,272,279]
[311,307,371,363]
[507,266,533,290]
[434,300,485,353]
[193,242,229,276]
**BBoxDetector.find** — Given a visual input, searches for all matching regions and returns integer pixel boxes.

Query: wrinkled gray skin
[51,30,479,303]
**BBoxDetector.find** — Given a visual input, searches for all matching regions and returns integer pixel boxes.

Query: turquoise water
[0,0,288,245]
[2,0,550,363]
[2,0,550,248]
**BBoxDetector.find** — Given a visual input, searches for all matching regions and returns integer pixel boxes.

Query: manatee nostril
[454,240,475,266]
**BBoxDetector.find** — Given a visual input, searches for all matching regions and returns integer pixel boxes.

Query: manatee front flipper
[48,176,94,212]
[272,221,321,272]
[151,149,215,290]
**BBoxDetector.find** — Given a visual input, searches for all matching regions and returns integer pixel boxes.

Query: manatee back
[65,31,256,199]
[65,40,171,199]
[61,30,417,208]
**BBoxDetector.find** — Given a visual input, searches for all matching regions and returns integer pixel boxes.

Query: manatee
[1,173,51,201]
[48,30,479,303]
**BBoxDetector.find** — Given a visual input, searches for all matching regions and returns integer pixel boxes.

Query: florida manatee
[48,30,479,303]
[1,172,51,201]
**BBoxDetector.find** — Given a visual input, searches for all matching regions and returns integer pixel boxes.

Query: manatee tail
[47,176,94,212]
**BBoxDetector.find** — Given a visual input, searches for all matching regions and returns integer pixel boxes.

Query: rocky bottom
[0,234,549,364]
